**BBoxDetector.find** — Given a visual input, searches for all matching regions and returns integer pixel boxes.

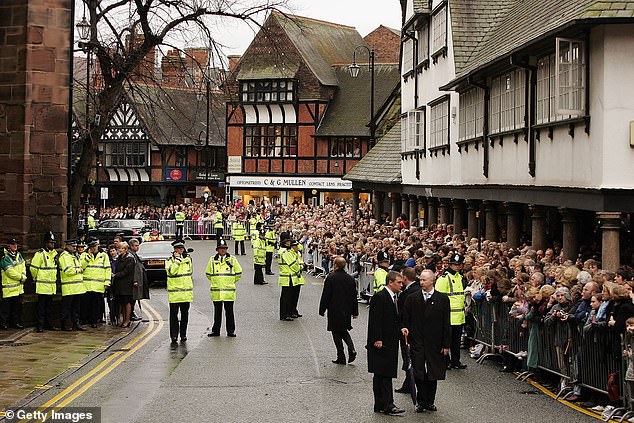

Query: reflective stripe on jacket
[265,230,276,253]
[1,252,26,298]
[373,267,388,293]
[232,222,246,241]
[435,271,466,325]
[58,251,86,296]
[175,212,186,225]
[206,254,242,301]
[253,238,267,265]
[278,248,301,287]
[290,249,306,286]
[214,212,223,229]
[165,256,193,303]
[81,252,111,293]
[31,249,58,295]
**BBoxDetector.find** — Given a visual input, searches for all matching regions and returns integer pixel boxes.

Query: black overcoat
[113,253,135,296]
[402,290,451,381]
[367,288,400,378]
[318,268,359,332]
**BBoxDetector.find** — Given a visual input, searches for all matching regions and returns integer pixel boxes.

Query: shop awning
[106,168,150,182]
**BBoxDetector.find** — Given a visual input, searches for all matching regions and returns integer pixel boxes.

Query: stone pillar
[439,198,451,225]
[427,198,439,227]
[417,196,427,227]
[466,200,480,239]
[530,205,547,251]
[505,202,522,248]
[372,191,382,220]
[560,208,579,261]
[391,193,400,225]
[598,212,622,272]
[352,189,360,216]
[484,201,498,242]
[0,0,71,247]
[451,199,466,234]
[401,194,409,222]
[409,195,417,227]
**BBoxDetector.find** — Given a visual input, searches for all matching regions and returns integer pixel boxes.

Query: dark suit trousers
[215,227,224,242]
[85,291,103,324]
[415,377,438,407]
[332,330,355,360]
[398,339,412,390]
[372,374,395,412]
[212,301,235,334]
[254,264,265,284]
[234,240,245,255]
[0,296,22,326]
[279,284,293,319]
[169,302,190,340]
[265,252,273,273]
[291,284,301,314]
[61,294,81,328]
[450,324,463,365]
[37,294,55,328]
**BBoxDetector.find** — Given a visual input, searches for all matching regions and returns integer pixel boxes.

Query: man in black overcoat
[402,269,451,413]
[367,270,405,415]
[395,266,419,394]
[319,256,359,364]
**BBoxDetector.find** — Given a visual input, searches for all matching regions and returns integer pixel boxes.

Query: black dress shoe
[499,366,513,373]
[74,325,86,331]
[207,332,220,337]
[266,272,275,275]
[282,317,294,321]
[262,281,268,284]
[171,338,178,344]
[227,333,236,337]
[48,326,61,331]
[90,324,98,328]
[374,407,382,413]
[14,323,24,329]
[384,406,405,415]
[0,324,8,330]
[332,358,346,364]
[348,351,357,363]
[424,404,438,412]
[62,327,73,332]
[395,387,411,394]
[131,316,142,322]
[415,405,426,413]
[180,337,187,342]
[452,363,467,369]
[36,327,44,333]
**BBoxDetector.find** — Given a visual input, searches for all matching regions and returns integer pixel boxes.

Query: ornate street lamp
[76,16,90,43]
[349,46,376,146]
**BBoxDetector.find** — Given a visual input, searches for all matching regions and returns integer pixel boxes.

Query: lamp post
[349,46,376,146]
[197,70,211,201]
[76,13,92,231]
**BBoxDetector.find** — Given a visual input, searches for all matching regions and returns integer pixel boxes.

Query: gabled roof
[126,85,226,147]
[316,64,400,137]
[343,120,402,184]
[238,12,367,87]
[450,0,634,83]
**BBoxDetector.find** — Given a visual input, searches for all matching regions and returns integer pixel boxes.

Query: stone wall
[0,0,71,248]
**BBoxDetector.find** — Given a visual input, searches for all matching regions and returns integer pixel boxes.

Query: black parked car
[137,241,194,285]
[88,219,147,245]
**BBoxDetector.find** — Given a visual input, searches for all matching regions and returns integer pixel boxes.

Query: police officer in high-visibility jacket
[58,239,87,331]
[372,250,390,293]
[278,235,301,321]
[264,225,277,275]
[232,218,247,256]
[165,240,193,344]
[175,207,186,241]
[214,209,224,244]
[435,253,467,369]
[248,214,261,241]
[253,229,268,285]
[81,239,111,328]
[31,232,60,332]
[289,240,306,318]
[0,238,27,329]
[206,239,242,337]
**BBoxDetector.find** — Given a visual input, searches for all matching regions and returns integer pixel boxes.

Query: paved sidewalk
[0,324,135,411]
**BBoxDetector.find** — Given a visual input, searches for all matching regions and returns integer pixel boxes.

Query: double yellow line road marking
[18,302,164,422]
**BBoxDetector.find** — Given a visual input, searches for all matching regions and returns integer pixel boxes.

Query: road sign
[100,187,108,200]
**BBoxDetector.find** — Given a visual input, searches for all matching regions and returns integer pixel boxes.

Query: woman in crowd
[113,242,135,328]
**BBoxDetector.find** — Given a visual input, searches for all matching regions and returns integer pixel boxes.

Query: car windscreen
[138,242,173,256]
[121,220,146,229]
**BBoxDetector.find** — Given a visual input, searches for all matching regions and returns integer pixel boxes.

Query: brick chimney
[228,55,241,73]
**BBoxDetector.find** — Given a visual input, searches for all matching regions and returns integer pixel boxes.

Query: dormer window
[241,80,295,103]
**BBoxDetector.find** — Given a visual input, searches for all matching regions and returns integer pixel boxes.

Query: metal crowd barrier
[140,220,233,239]
[469,299,628,409]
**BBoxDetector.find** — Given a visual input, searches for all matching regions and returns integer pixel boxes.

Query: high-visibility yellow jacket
[373,267,388,293]
[1,251,26,298]
[435,271,465,325]
[249,217,259,238]
[165,256,193,303]
[253,237,267,266]
[87,215,96,229]
[265,230,276,253]
[206,254,242,302]
[213,211,224,229]
[58,250,86,296]
[175,211,186,226]
[30,248,58,295]
[81,251,111,293]
[278,248,301,287]
[232,222,246,241]
[290,249,306,286]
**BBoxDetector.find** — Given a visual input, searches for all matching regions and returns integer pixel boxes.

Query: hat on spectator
[377,250,389,263]
[171,240,185,249]
[424,249,434,258]
[449,253,464,265]
[217,239,229,249]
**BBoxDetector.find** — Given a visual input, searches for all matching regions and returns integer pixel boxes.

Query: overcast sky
[210,0,403,57]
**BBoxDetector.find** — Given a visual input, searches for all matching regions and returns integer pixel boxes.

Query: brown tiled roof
[344,119,402,184]
[316,64,400,137]
[451,0,634,82]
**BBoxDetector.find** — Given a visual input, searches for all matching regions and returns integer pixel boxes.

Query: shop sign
[227,156,242,173]
[193,171,224,181]
[165,167,186,182]
[228,176,352,190]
